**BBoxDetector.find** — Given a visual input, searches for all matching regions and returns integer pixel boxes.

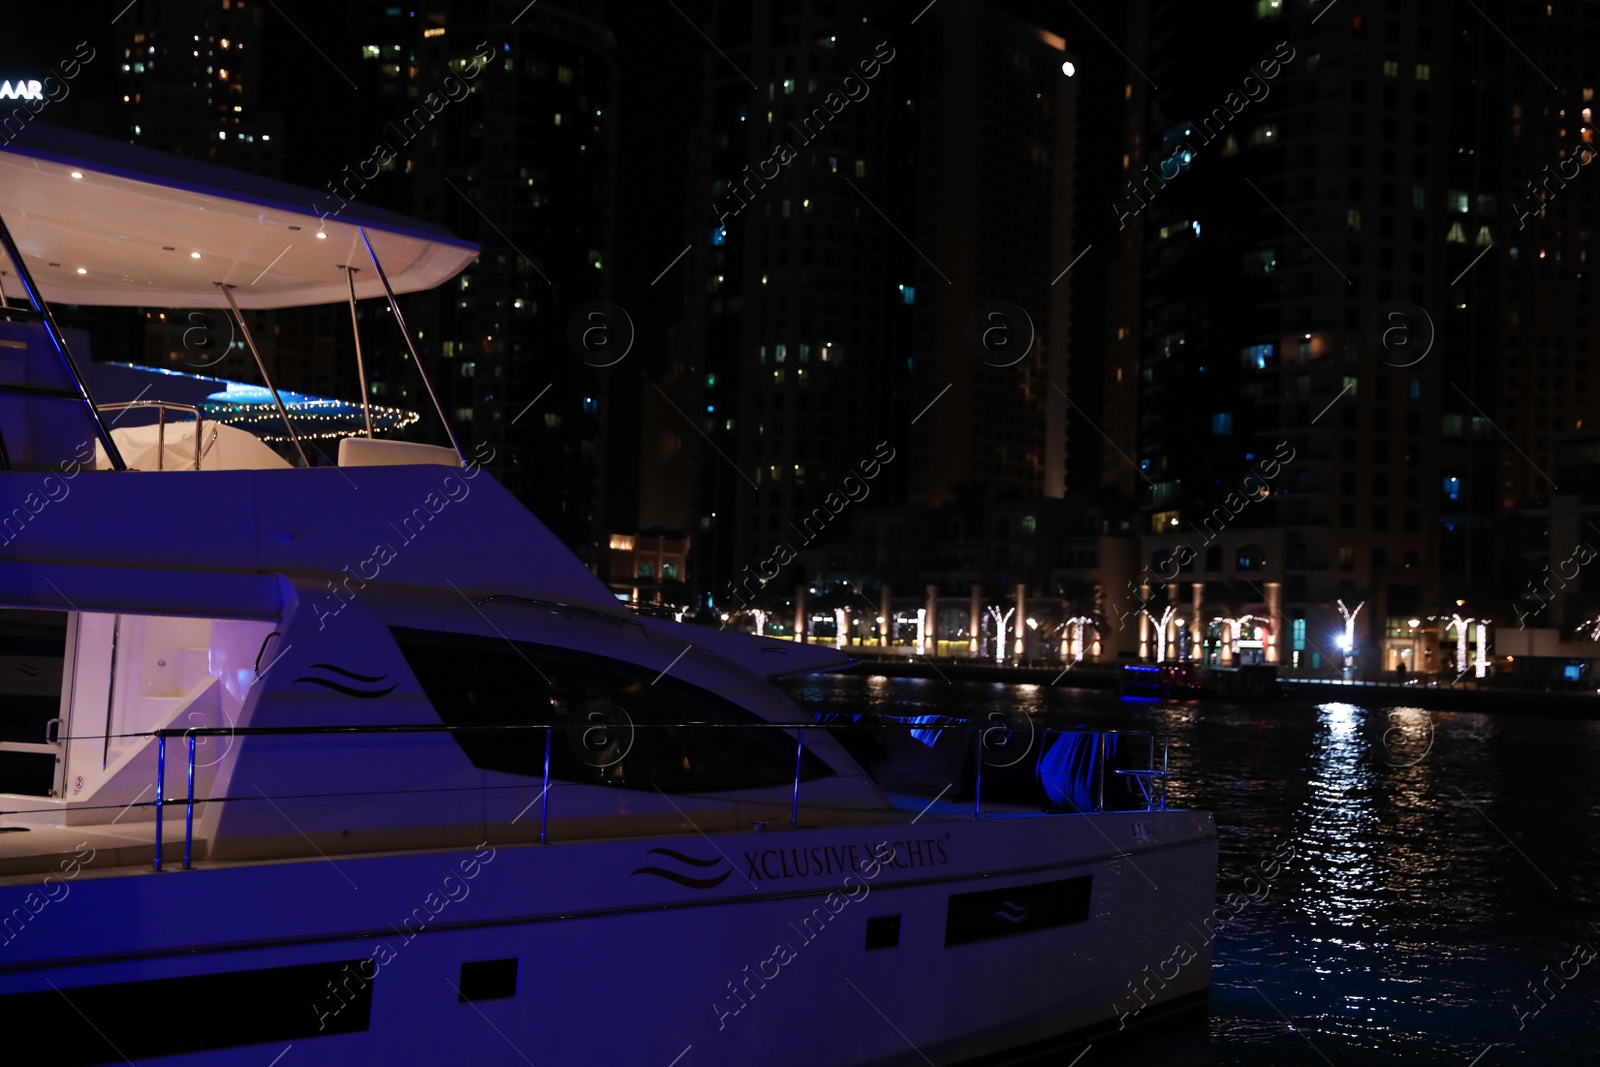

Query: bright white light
[190,252,201,259]
[75,268,86,275]
[69,171,83,179]
[1061,61,1076,77]
[315,232,328,239]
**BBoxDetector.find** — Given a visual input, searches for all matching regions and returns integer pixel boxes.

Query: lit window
[1443,476,1461,501]
[1476,225,1493,246]
[1248,124,1278,147]
[1347,208,1361,231]
[1383,59,1399,77]
[1446,221,1467,243]
[1450,190,1470,213]
[855,159,865,177]
[1241,343,1275,370]
[558,66,573,84]
[1415,63,1431,80]
[1244,249,1277,276]
[899,285,915,304]
[1212,412,1234,435]
[1253,0,1283,16]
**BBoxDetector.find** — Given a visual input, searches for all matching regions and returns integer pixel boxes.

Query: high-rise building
[917,3,1077,506]
[115,0,284,174]
[669,1,924,607]
[1104,0,1600,671]
[1104,0,1477,670]
[667,0,1079,609]
[348,0,619,566]
[1487,2,1600,592]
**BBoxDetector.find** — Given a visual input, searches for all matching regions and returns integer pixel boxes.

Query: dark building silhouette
[664,0,1079,611]
[348,0,619,567]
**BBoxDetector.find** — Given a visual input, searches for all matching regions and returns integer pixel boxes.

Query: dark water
[781,674,1600,1066]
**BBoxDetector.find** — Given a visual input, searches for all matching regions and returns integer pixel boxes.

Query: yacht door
[0,608,70,797]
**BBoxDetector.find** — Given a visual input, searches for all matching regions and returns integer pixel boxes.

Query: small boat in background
[1120,663,1205,701]
[1122,663,1284,702]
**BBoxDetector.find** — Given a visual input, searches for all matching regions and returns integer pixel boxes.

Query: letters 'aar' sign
[0,81,43,100]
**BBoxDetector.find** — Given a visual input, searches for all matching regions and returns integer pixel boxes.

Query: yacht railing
[94,401,209,470]
[143,720,1176,872]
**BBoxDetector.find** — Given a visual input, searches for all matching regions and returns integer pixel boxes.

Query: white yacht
[0,126,1218,1065]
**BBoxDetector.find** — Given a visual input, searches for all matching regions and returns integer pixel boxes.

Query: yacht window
[391,628,831,793]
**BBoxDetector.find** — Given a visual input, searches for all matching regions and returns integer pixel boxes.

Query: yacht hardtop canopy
[0,124,477,309]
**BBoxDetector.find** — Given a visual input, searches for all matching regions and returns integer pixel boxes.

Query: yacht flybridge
[0,126,1218,1066]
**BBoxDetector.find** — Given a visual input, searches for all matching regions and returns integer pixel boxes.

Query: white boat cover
[94,419,292,472]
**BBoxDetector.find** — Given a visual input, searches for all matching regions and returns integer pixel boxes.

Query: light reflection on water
[782,674,1600,1065]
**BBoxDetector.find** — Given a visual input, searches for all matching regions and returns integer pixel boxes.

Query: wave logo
[994,901,1029,924]
[630,847,733,891]
[292,663,398,699]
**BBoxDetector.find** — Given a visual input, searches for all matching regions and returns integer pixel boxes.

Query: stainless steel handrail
[146,721,1178,872]
[95,401,206,470]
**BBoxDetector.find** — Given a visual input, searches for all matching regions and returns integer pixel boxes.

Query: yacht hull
[0,810,1216,1066]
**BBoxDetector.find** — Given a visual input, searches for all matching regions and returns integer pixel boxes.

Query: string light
[201,383,419,441]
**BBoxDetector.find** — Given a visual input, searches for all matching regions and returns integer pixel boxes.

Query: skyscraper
[667,0,1079,609]
[348,0,619,566]
[1105,0,1598,670]
[917,3,1077,506]
[669,1,923,607]
[1105,0,1470,669]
